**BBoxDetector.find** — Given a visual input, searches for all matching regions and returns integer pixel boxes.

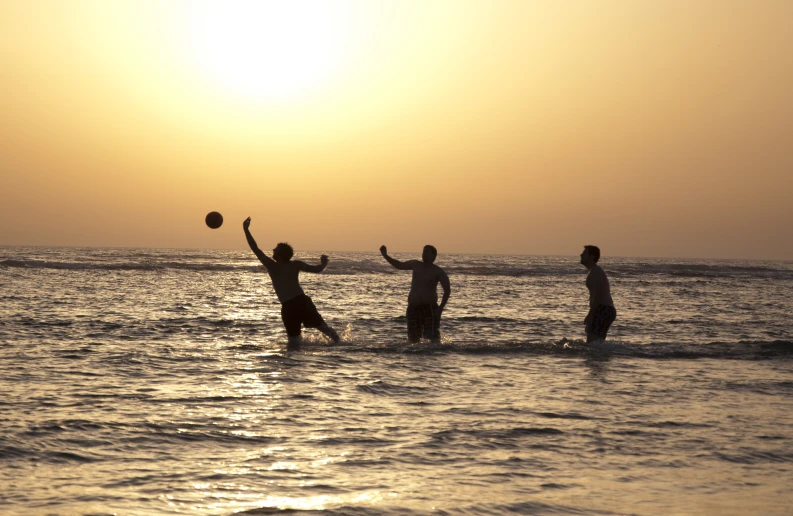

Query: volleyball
[205,211,223,229]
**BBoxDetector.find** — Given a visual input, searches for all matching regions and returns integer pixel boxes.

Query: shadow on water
[584,354,612,381]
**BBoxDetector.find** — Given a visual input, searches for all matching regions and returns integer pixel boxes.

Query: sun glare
[186,1,350,102]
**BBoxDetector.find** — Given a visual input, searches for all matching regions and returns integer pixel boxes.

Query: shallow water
[2,247,792,514]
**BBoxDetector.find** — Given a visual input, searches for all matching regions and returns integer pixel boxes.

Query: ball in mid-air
[205,211,223,229]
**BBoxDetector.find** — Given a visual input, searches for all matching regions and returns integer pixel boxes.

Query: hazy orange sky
[2,0,791,260]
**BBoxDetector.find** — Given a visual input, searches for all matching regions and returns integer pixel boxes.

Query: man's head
[580,245,600,267]
[422,245,438,264]
[273,242,294,262]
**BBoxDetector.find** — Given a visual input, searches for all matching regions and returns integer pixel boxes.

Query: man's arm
[243,217,275,268]
[438,268,451,311]
[379,245,416,270]
[297,255,329,273]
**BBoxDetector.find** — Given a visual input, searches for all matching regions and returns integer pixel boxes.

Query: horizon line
[0,243,791,264]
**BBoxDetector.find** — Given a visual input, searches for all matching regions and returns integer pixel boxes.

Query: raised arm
[243,217,275,268]
[380,245,416,270]
[438,268,451,311]
[297,255,329,273]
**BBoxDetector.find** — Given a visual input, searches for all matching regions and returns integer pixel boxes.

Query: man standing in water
[380,245,451,342]
[580,245,617,343]
[243,217,340,345]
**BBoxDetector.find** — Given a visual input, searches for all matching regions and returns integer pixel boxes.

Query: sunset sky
[2,0,791,260]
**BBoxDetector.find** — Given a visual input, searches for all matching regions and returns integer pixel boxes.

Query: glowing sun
[186,1,350,102]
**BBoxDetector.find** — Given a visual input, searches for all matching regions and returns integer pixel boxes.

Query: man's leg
[432,303,442,341]
[585,310,598,343]
[599,306,617,340]
[406,305,422,343]
[281,299,303,345]
[302,296,340,343]
[318,322,340,343]
[422,304,440,341]
[587,305,616,343]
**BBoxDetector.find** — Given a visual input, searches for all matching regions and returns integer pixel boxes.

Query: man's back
[266,261,305,303]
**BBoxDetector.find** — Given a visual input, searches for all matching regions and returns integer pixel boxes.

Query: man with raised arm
[580,245,617,343]
[243,217,339,345]
[380,244,450,343]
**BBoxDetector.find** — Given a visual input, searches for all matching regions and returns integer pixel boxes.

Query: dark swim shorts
[587,305,617,339]
[281,294,324,337]
[407,303,441,342]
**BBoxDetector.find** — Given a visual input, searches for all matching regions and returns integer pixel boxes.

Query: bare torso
[408,263,444,305]
[586,265,614,309]
[267,261,305,303]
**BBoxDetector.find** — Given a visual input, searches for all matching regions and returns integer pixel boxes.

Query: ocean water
[1,246,792,515]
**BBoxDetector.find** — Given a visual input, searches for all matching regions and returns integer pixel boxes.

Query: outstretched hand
[243,217,251,230]
[321,254,329,266]
[379,245,387,256]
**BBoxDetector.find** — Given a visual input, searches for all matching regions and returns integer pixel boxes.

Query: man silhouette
[380,244,450,342]
[243,217,339,345]
[580,245,616,343]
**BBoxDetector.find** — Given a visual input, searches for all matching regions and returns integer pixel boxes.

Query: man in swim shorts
[244,217,340,345]
[380,244,450,342]
[580,245,617,343]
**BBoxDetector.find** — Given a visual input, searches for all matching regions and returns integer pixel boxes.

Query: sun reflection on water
[216,490,388,512]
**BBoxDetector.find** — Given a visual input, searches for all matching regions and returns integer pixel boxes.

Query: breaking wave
[3,257,792,279]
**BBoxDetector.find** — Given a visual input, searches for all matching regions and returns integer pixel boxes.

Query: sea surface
[1,246,792,515]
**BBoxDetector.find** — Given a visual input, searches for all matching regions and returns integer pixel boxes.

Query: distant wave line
[3,258,792,278]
